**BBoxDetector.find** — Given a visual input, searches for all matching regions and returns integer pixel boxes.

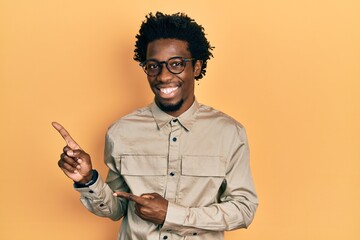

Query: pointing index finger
[113,192,148,205]
[52,122,81,150]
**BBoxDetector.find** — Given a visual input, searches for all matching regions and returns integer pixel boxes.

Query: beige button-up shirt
[76,100,258,239]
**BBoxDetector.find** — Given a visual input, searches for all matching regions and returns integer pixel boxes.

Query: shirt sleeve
[161,125,258,236]
[74,132,129,221]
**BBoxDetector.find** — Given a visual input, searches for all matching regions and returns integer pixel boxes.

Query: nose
[156,63,173,82]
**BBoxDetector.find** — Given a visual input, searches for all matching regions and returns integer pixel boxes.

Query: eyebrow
[145,56,186,61]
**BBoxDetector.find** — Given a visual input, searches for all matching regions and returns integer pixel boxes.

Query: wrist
[74,170,98,188]
[78,170,94,184]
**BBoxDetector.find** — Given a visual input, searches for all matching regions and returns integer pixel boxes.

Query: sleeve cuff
[162,202,203,236]
[162,201,187,229]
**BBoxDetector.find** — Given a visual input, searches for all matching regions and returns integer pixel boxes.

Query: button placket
[165,119,181,201]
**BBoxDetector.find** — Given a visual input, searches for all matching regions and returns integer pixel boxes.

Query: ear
[194,60,203,77]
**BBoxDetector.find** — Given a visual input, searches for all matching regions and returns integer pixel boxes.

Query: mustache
[153,75,184,86]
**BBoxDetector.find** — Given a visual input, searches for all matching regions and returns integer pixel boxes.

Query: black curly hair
[134,12,214,80]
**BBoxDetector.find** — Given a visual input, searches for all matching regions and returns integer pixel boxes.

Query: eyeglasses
[140,57,195,77]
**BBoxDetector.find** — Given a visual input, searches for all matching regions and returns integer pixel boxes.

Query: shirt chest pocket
[178,156,226,206]
[120,155,167,195]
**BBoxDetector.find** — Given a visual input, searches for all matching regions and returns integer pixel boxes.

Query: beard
[156,99,184,113]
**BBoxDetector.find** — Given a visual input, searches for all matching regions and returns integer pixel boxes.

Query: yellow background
[1,0,359,239]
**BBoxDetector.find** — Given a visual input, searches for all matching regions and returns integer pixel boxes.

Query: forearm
[75,173,127,221]
[162,196,258,236]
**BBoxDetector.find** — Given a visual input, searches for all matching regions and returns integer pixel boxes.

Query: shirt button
[172,119,178,122]
[99,203,105,207]
[163,236,168,239]
[172,137,177,142]
[193,232,198,235]
[89,190,94,193]
[169,172,175,176]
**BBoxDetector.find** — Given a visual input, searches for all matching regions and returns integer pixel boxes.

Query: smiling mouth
[159,87,179,95]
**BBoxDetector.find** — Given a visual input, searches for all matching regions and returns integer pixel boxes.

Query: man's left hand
[114,192,168,225]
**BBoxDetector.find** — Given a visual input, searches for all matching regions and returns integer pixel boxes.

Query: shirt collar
[150,99,200,131]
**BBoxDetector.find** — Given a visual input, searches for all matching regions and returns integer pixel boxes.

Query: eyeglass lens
[143,57,188,76]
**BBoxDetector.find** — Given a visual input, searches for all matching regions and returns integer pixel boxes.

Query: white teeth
[160,87,178,94]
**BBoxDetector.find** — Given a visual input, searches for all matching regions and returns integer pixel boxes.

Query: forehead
[146,39,190,60]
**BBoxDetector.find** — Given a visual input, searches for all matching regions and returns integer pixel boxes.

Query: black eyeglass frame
[140,57,195,77]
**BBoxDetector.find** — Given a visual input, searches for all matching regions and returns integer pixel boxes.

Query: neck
[156,97,195,117]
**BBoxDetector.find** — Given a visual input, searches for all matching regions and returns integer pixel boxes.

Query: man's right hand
[52,122,93,184]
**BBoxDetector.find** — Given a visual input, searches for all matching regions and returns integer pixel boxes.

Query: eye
[146,62,159,70]
[170,60,184,68]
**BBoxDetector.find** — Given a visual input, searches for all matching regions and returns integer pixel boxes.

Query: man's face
[146,38,202,117]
